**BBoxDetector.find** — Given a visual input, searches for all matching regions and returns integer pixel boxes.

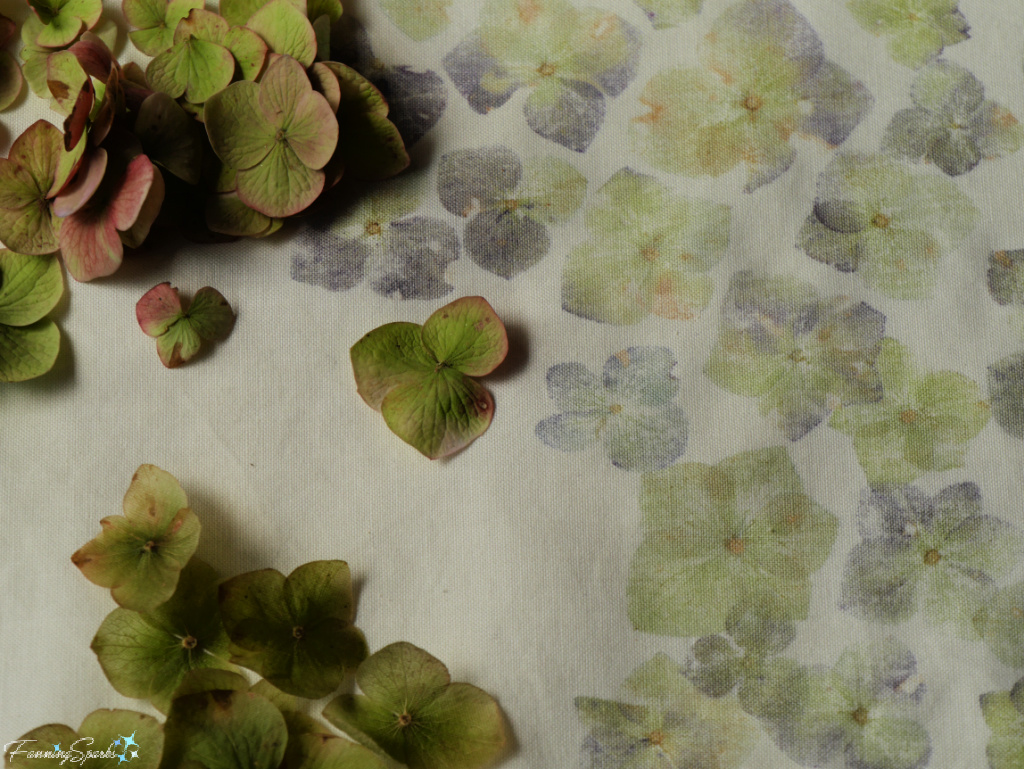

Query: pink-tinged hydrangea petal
[173,7,230,43]
[120,165,164,248]
[137,282,184,337]
[421,295,508,376]
[124,0,204,56]
[0,51,22,111]
[3,120,62,199]
[350,297,507,458]
[137,284,235,367]
[246,0,317,68]
[67,32,115,79]
[111,154,158,231]
[29,0,101,48]
[236,142,324,218]
[257,54,308,127]
[309,62,342,112]
[222,25,267,81]
[156,320,202,367]
[60,155,156,281]
[52,147,107,217]
[205,80,277,169]
[287,91,339,170]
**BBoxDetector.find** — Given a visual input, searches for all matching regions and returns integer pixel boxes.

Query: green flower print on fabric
[841,483,1024,631]
[631,0,872,192]
[380,0,452,41]
[981,678,1024,769]
[561,168,730,325]
[291,176,459,300]
[536,346,688,472]
[438,146,586,279]
[883,59,1024,176]
[848,0,969,69]
[988,250,1024,307]
[762,640,931,769]
[798,153,977,299]
[989,352,1024,440]
[974,581,1024,669]
[443,0,640,152]
[706,271,885,441]
[633,0,702,30]
[575,653,758,769]
[830,338,990,485]
[628,447,837,637]
[685,602,797,707]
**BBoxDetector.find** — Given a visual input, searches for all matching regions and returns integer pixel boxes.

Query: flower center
[641,245,660,262]
[292,625,305,640]
[365,221,382,236]
[788,348,808,364]
[609,404,623,414]
[276,129,286,142]
[851,706,870,726]
[923,549,941,566]
[871,213,890,229]
[181,635,198,650]
[646,729,666,746]
[537,62,556,77]
[742,94,763,112]
[397,712,413,728]
[142,540,157,553]
[726,536,745,556]
[899,409,919,424]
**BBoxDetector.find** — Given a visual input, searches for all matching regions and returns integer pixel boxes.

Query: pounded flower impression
[351,296,508,459]
[136,283,236,368]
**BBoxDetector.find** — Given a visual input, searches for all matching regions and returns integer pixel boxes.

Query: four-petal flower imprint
[987,249,1024,309]
[762,640,932,769]
[561,168,731,324]
[437,146,585,279]
[882,59,1024,176]
[535,346,688,472]
[631,0,872,192]
[847,0,969,69]
[988,352,1024,441]
[575,653,757,769]
[443,0,641,152]
[292,176,459,300]
[980,677,1024,769]
[841,483,1024,631]
[706,271,886,441]
[798,152,977,299]
[628,446,837,637]
[829,337,990,486]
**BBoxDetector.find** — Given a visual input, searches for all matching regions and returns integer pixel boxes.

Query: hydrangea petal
[236,141,325,218]
[246,0,316,68]
[218,561,367,699]
[989,352,1024,440]
[0,251,63,327]
[91,558,237,713]
[322,642,508,769]
[71,464,200,613]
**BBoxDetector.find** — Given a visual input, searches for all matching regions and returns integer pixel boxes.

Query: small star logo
[129,749,139,760]
[112,738,122,748]
[52,745,61,753]
[117,754,128,765]
[122,734,138,750]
